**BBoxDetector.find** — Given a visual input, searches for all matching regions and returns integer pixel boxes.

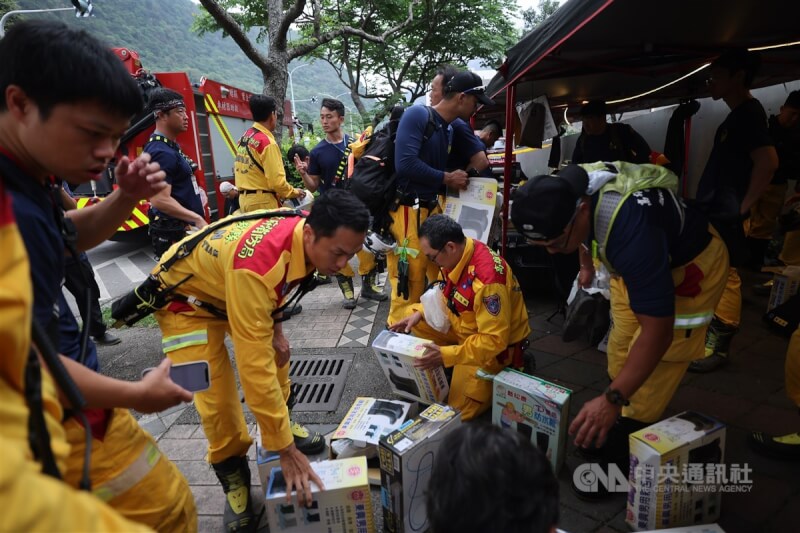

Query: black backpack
[349,106,437,214]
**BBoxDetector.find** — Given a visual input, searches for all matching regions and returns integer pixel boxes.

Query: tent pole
[501,83,516,258]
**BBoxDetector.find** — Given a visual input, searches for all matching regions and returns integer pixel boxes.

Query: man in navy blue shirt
[295,99,387,308]
[511,163,729,499]
[145,88,207,258]
[387,70,493,325]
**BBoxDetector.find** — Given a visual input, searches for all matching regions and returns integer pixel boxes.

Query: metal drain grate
[288,353,354,412]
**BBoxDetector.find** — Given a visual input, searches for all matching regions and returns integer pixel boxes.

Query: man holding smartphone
[153,190,370,530]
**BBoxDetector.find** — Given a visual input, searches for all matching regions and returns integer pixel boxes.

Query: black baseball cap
[580,100,606,116]
[510,165,589,241]
[444,71,494,106]
[785,90,800,110]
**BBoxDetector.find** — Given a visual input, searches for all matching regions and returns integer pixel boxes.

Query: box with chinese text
[627,411,727,531]
[372,330,449,404]
[379,404,461,533]
[331,397,414,451]
[265,457,374,532]
[767,266,800,311]
[491,368,572,473]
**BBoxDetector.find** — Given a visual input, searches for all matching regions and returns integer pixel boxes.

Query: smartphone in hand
[142,360,210,392]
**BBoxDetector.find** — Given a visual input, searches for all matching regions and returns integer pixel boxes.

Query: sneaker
[315,273,332,285]
[562,290,597,342]
[93,331,121,346]
[336,274,357,309]
[749,431,800,460]
[290,420,326,455]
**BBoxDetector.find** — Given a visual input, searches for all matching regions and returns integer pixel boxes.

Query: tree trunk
[263,54,288,143]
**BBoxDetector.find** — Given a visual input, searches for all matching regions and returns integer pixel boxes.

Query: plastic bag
[421,283,450,334]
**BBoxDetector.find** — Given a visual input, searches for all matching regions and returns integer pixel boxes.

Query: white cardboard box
[371,330,449,404]
[627,412,727,531]
[265,457,375,533]
[378,404,461,533]
[331,397,414,449]
[491,368,572,473]
[767,266,800,311]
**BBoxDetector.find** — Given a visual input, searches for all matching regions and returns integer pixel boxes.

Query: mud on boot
[336,274,357,309]
[360,269,388,302]
[212,455,256,532]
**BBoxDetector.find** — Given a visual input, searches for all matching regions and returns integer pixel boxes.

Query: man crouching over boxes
[389,215,530,419]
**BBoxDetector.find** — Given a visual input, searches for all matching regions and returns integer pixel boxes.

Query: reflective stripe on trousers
[162,329,208,353]
[93,442,161,502]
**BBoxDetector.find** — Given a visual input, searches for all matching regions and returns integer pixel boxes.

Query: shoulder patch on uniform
[483,294,501,316]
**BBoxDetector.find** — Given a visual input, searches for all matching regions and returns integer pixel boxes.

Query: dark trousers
[63,253,106,337]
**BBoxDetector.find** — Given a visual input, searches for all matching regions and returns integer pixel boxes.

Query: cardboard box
[265,457,375,533]
[491,368,572,473]
[371,330,449,404]
[379,404,461,533]
[767,266,800,311]
[627,412,727,531]
[638,525,725,533]
[331,397,414,451]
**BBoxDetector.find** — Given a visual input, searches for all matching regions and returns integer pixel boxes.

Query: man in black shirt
[690,49,778,373]
[571,101,651,165]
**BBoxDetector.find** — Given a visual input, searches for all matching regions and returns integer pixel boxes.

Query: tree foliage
[311,0,517,121]
[522,0,560,34]
[193,0,420,138]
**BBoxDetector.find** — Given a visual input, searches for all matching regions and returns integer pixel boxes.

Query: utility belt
[240,188,277,195]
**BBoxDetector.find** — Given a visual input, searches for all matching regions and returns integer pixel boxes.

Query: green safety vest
[580,161,682,273]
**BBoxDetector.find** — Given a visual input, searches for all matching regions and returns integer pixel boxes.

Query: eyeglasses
[426,247,444,263]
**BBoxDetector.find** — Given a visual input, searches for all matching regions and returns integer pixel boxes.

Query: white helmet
[364,230,396,254]
[282,189,314,210]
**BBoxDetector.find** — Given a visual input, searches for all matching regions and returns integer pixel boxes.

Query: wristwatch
[604,386,630,406]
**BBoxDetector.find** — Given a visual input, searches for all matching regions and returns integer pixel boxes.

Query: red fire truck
[72,48,291,238]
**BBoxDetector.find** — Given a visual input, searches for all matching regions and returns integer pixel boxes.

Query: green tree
[522,0,560,34]
[313,0,517,121]
[193,0,420,139]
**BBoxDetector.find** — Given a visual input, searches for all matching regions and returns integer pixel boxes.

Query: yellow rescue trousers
[787,326,800,407]
[387,202,442,325]
[63,408,197,533]
[607,230,729,422]
[155,310,291,463]
[238,190,280,213]
[781,230,800,266]
[744,183,787,240]
[0,435,152,532]
[713,267,742,328]
[339,249,376,278]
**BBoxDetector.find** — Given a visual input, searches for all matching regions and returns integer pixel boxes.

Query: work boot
[746,237,770,272]
[290,419,326,455]
[211,456,256,532]
[314,272,332,285]
[336,274,357,309]
[93,331,121,346]
[360,269,388,302]
[749,431,800,460]
[688,317,738,373]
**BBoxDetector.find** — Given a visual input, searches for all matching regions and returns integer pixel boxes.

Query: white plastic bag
[421,284,450,334]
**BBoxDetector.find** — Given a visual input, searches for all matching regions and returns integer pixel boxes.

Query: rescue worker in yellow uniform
[388,71,492,325]
[235,94,303,213]
[744,91,800,270]
[511,163,729,500]
[1,20,197,531]
[390,215,530,420]
[152,190,369,531]
[0,173,152,532]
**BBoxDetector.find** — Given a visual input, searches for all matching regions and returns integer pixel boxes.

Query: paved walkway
[119,269,799,533]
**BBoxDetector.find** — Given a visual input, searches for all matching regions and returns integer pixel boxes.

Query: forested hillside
[13,0,357,123]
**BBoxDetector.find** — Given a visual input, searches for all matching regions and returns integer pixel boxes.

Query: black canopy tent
[483,0,800,256]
